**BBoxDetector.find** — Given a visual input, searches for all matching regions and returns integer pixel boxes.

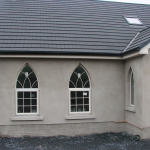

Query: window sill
[65,115,95,120]
[125,107,136,113]
[11,116,44,121]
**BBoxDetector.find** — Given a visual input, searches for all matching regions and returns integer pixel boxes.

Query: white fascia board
[122,51,142,59]
[0,54,122,60]
[0,53,145,60]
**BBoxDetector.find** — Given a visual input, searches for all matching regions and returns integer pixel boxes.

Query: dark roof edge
[0,50,121,57]
[138,39,150,49]
[121,47,139,56]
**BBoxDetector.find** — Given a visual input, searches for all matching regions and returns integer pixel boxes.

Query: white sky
[102,0,150,5]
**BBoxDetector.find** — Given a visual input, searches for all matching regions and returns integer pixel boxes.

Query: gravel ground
[0,132,150,150]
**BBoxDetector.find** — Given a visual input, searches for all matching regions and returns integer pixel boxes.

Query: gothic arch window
[69,65,91,113]
[16,64,39,114]
[130,70,134,106]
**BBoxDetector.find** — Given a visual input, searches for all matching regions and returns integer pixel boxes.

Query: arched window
[69,65,90,113]
[130,71,134,106]
[16,64,39,114]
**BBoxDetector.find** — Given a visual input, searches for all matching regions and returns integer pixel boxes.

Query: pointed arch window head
[69,65,90,88]
[16,64,38,88]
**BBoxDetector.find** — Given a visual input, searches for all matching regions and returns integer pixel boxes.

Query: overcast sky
[102,0,150,5]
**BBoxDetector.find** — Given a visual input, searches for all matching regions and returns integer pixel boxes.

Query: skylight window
[124,16,143,25]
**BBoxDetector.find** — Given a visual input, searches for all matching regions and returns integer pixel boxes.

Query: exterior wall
[125,123,143,137]
[124,51,150,139]
[143,50,150,128]
[125,124,150,139]
[125,56,144,128]
[0,122,125,137]
[0,58,125,136]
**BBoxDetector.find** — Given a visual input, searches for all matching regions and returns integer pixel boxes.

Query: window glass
[17,73,26,87]
[131,73,134,105]
[69,65,90,88]
[77,91,83,97]
[16,64,38,88]
[32,81,38,88]
[32,106,37,112]
[24,78,30,88]
[71,91,75,98]
[24,106,31,113]
[69,81,75,88]
[18,106,23,113]
[71,106,76,112]
[29,72,37,86]
[22,65,33,74]
[24,92,30,98]
[125,16,143,25]
[31,92,37,98]
[81,73,89,85]
[84,98,89,104]
[70,91,89,112]
[17,81,22,88]
[17,91,37,114]
[18,92,23,98]
[74,65,85,74]
[24,99,30,105]
[31,99,37,105]
[70,73,78,87]
[84,105,89,111]
[18,99,23,105]
[84,81,90,88]
[77,78,83,88]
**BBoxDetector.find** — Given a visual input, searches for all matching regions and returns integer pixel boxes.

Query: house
[0,0,150,139]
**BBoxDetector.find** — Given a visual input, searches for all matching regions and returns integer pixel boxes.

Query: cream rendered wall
[125,56,144,128]
[143,51,150,128]
[0,58,124,126]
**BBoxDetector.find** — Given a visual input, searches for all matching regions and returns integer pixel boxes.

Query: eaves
[0,43,149,60]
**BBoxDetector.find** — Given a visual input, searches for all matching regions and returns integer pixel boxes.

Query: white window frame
[69,88,91,114]
[16,88,39,115]
[130,72,134,106]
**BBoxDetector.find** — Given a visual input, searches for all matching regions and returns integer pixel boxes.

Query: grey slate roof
[125,27,150,52]
[0,0,150,55]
